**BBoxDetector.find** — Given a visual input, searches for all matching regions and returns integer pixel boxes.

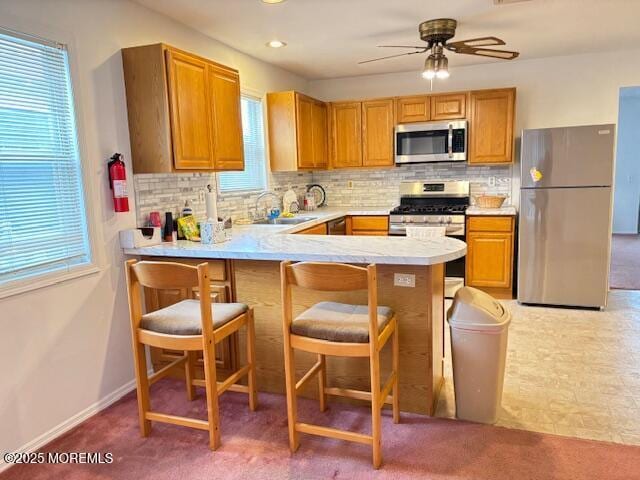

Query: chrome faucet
[254,191,280,220]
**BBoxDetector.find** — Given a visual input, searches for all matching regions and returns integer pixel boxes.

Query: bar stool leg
[132,339,151,436]
[370,349,382,469]
[202,339,221,450]
[247,310,258,412]
[283,344,300,452]
[185,351,197,401]
[318,354,327,412]
[392,328,400,424]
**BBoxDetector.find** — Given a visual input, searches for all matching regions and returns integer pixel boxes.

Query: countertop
[124,207,466,266]
[465,206,517,216]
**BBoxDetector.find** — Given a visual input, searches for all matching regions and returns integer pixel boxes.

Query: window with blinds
[218,95,267,192]
[0,29,91,287]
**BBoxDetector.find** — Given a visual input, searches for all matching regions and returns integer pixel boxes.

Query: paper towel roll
[205,191,218,221]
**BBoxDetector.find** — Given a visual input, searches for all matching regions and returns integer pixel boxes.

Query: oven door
[395,120,467,164]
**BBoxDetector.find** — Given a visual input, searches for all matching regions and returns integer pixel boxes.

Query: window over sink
[0,29,92,291]
[218,94,267,193]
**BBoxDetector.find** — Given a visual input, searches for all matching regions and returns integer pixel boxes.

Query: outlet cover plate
[394,273,415,288]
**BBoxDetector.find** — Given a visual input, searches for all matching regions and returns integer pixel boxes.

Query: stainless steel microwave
[395,120,467,164]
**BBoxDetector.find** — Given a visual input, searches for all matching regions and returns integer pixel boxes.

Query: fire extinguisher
[108,153,130,212]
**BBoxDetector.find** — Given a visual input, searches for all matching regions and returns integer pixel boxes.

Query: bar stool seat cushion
[291,301,394,343]
[141,300,248,336]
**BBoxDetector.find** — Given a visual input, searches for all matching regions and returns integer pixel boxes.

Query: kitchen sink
[253,216,317,225]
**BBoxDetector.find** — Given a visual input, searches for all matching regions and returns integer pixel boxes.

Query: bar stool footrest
[295,422,373,445]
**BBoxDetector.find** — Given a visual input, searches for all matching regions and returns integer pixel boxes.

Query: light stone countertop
[124,207,466,266]
[466,206,517,216]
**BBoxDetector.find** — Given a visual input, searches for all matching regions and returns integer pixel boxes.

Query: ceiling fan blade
[377,45,428,50]
[358,50,426,65]
[446,36,506,48]
[446,45,519,60]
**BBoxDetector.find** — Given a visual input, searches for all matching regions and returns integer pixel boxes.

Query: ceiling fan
[359,18,519,79]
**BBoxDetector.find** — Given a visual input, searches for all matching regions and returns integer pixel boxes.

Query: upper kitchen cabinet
[362,99,394,167]
[122,43,244,173]
[396,95,431,123]
[468,88,515,164]
[266,91,328,171]
[330,99,394,168]
[431,92,467,120]
[330,101,362,168]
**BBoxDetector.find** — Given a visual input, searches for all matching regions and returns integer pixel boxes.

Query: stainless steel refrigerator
[518,124,616,309]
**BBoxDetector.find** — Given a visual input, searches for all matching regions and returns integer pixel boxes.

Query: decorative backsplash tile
[133,163,512,226]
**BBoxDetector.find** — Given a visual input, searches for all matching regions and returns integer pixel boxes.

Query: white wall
[612,86,640,234]
[310,49,640,204]
[0,0,307,459]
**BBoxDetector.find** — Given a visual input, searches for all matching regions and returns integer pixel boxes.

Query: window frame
[0,27,99,299]
[217,90,270,195]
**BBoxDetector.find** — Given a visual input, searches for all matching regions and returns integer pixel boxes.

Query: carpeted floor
[2,379,639,480]
[610,234,640,290]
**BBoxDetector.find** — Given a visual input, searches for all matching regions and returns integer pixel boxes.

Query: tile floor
[436,290,640,445]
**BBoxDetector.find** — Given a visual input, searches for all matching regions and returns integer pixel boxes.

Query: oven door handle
[448,124,453,158]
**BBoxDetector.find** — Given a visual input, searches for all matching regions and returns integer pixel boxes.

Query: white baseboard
[0,378,139,474]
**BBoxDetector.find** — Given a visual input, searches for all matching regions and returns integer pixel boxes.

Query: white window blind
[218,95,267,192]
[0,29,91,287]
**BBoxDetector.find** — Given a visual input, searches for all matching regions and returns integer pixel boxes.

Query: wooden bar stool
[125,259,258,450]
[280,261,400,468]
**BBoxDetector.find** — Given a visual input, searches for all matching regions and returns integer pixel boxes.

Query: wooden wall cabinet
[465,216,515,299]
[396,95,431,123]
[346,215,389,236]
[468,88,515,165]
[431,92,467,120]
[330,99,394,168]
[266,91,328,171]
[122,43,244,173]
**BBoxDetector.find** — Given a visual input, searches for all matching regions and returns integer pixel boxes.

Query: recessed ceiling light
[266,40,287,48]
[262,0,286,4]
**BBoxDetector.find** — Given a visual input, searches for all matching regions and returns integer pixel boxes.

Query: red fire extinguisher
[108,153,130,212]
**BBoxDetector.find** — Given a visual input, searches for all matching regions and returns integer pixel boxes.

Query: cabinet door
[431,93,467,120]
[396,95,431,123]
[297,223,327,235]
[166,50,214,169]
[362,99,394,167]
[296,95,315,168]
[311,101,328,168]
[209,65,244,171]
[468,88,515,164]
[330,102,362,168]
[466,232,513,288]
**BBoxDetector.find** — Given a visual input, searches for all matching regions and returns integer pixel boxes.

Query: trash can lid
[447,286,511,332]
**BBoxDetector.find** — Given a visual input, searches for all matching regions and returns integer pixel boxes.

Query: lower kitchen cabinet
[142,258,237,376]
[296,222,328,235]
[465,216,515,298]
[346,215,389,236]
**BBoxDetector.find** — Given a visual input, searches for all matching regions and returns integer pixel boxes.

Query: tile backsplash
[134,171,312,227]
[133,163,512,226]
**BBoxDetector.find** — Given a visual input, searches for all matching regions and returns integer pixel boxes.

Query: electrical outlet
[488,176,496,187]
[347,180,354,189]
[394,273,415,288]
[198,190,206,204]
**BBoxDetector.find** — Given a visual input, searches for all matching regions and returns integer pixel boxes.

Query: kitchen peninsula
[124,211,466,415]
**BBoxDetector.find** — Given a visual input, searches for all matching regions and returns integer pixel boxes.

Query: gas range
[388,181,470,236]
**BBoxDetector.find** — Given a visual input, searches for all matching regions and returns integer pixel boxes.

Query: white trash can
[447,286,511,424]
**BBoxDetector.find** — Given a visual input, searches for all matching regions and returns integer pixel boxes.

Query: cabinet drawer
[350,215,389,231]
[296,223,327,235]
[467,216,513,232]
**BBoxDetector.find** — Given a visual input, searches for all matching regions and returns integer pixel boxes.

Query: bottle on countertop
[182,199,193,218]
[163,212,173,242]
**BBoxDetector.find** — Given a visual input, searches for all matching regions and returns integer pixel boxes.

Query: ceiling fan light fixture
[436,56,449,78]
[422,55,436,79]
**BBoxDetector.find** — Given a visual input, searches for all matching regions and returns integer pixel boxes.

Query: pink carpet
[2,379,639,480]
[610,234,640,290]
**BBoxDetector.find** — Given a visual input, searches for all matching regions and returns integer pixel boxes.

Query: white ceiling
[134,0,640,80]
